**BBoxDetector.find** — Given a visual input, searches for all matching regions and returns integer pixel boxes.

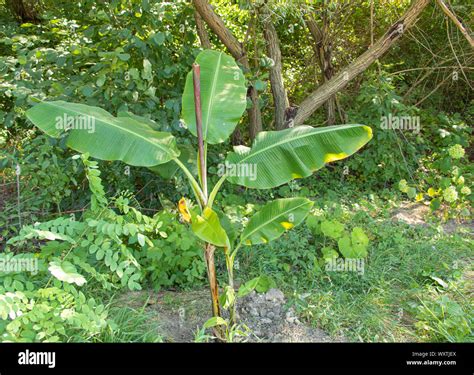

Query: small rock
[261,318,272,324]
[265,288,285,302]
[286,316,300,324]
[250,308,259,317]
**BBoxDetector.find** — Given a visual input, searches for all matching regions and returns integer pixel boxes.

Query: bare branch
[294,0,431,126]
[436,0,474,48]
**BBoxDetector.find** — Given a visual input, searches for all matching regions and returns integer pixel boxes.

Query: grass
[97,300,163,343]
[236,194,473,342]
[28,189,469,343]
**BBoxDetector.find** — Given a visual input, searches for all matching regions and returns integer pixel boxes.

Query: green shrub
[1,154,206,341]
[398,142,472,219]
[0,282,110,342]
[135,210,207,290]
[414,295,472,342]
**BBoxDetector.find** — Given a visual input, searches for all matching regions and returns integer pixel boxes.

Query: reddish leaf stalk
[192,63,207,203]
[193,63,223,339]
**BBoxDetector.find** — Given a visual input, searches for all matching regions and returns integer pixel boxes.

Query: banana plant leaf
[226,124,372,189]
[191,207,230,248]
[240,197,313,246]
[26,101,179,167]
[181,50,247,144]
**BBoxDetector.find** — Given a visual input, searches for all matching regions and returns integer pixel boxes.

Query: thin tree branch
[436,0,474,48]
[294,0,431,126]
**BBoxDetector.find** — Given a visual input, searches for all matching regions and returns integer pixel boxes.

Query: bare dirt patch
[116,288,345,343]
[236,289,344,342]
[391,202,430,226]
[391,202,473,234]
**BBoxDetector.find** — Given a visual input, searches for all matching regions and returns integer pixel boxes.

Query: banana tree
[26,49,372,338]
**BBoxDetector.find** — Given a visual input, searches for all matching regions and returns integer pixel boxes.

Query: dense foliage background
[0,0,472,343]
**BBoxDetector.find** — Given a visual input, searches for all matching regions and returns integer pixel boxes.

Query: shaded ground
[116,288,346,343]
[391,202,473,234]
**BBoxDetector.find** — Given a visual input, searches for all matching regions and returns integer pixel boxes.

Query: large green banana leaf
[191,207,230,248]
[117,110,160,130]
[26,101,179,167]
[240,198,313,246]
[181,50,247,144]
[226,124,372,189]
[148,144,196,179]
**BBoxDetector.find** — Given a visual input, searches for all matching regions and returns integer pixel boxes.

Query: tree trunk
[326,95,336,125]
[261,6,289,130]
[192,0,263,141]
[295,0,430,126]
[192,0,248,65]
[248,86,262,139]
[194,11,212,49]
[306,15,336,125]
[321,43,336,125]
[248,93,263,141]
[6,0,42,23]
[247,10,263,140]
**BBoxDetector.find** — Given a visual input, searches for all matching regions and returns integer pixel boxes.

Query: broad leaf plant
[26,50,372,340]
